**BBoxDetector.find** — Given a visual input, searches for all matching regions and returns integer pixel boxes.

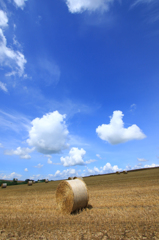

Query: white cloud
[144,163,159,168]
[138,158,148,162]
[85,159,96,164]
[53,168,80,179]
[27,111,69,154]
[4,147,34,159]
[0,81,8,92]
[0,10,8,28]
[65,0,114,13]
[24,168,28,172]
[84,162,121,176]
[47,158,52,164]
[96,154,102,159]
[0,29,27,77]
[102,162,121,172]
[126,163,159,170]
[96,110,146,145]
[1,172,22,180]
[13,35,22,49]
[60,147,86,166]
[34,163,43,168]
[13,0,27,9]
[0,143,3,148]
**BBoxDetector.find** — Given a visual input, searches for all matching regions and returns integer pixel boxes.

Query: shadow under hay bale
[71,204,93,215]
[28,181,32,186]
[56,179,89,214]
[1,183,7,188]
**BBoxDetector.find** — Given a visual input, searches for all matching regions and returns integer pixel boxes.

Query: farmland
[0,168,159,240]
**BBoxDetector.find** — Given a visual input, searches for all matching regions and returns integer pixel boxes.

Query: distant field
[0,168,159,239]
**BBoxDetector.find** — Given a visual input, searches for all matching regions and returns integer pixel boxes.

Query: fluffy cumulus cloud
[96,110,146,145]
[65,0,114,13]
[0,10,8,28]
[5,147,34,159]
[13,0,27,9]
[144,163,159,168]
[138,158,148,162]
[0,172,22,180]
[102,162,120,172]
[0,81,8,92]
[85,162,121,176]
[0,29,27,77]
[27,111,69,154]
[24,168,28,172]
[53,168,78,179]
[60,147,86,166]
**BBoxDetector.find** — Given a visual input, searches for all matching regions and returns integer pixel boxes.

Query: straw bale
[68,177,73,180]
[45,179,49,183]
[116,171,120,174]
[56,178,89,214]
[28,181,32,186]
[1,183,7,188]
[73,176,77,179]
[123,170,127,174]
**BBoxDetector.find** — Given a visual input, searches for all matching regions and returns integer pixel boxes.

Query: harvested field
[0,167,159,239]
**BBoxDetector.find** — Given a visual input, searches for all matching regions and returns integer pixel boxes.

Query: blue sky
[0,0,159,181]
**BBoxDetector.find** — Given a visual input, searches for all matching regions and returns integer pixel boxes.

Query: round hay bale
[56,179,89,214]
[28,181,32,186]
[123,170,127,174]
[116,171,120,174]
[45,179,49,183]
[73,176,77,179]
[1,183,7,188]
[68,177,73,180]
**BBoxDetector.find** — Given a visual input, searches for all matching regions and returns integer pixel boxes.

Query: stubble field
[0,167,159,240]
